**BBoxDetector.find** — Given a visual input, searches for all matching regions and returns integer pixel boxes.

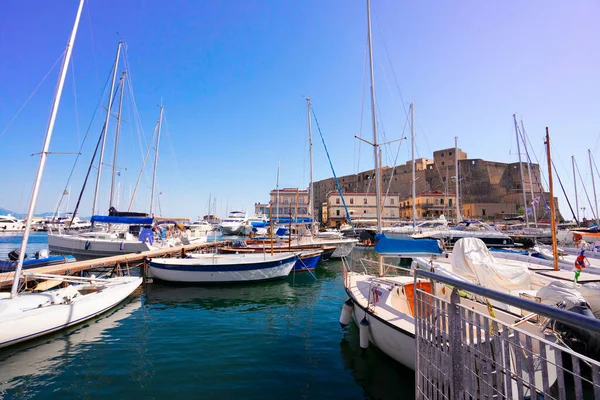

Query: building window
[449,151,452,156]
[284,198,289,204]
[336,210,340,216]
[441,161,445,166]
[363,198,367,204]
[441,153,444,157]
[336,198,340,205]
[482,209,486,216]
[426,199,430,205]
[391,198,394,204]
[440,198,444,205]
[350,198,354,205]
[299,198,304,205]
[391,211,395,217]
[449,199,453,206]
[364,210,367,214]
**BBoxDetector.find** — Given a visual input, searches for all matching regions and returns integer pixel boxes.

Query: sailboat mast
[513,114,529,228]
[589,149,600,227]
[572,156,580,225]
[454,136,461,222]
[109,71,126,209]
[11,0,85,298]
[411,103,416,226]
[366,0,381,233]
[545,128,559,271]
[276,161,280,221]
[307,97,314,232]
[521,120,538,227]
[149,104,164,216]
[92,40,122,216]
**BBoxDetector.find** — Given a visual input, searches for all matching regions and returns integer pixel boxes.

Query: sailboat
[0,0,141,349]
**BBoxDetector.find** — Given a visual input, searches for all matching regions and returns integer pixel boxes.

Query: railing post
[449,287,464,399]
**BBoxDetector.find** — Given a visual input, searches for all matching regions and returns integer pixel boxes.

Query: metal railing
[414,268,600,400]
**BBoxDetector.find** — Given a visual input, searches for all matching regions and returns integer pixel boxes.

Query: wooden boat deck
[534,269,600,283]
[0,241,223,288]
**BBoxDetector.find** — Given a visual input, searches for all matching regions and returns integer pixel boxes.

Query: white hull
[296,237,357,258]
[221,223,245,236]
[48,233,154,258]
[0,276,142,348]
[149,253,297,283]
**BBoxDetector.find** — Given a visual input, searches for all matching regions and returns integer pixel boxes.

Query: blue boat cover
[374,234,444,256]
[271,217,313,224]
[91,215,154,225]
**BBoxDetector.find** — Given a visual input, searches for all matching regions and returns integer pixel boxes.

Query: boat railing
[413,268,600,400]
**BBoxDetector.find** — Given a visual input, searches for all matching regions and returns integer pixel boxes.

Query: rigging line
[552,160,578,223]
[383,117,409,205]
[128,121,158,211]
[70,56,82,148]
[162,111,181,177]
[122,44,149,152]
[357,38,369,176]
[54,63,116,217]
[518,124,550,211]
[311,106,354,230]
[0,50,65,141]
[574,158,597,221]
[85,2,100,88]
[372,6,410,121]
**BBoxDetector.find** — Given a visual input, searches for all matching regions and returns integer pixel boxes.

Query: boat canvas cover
[374,235,444,256]
[91,215,154,225]
[537,281,587,311]
[451,238,530,293]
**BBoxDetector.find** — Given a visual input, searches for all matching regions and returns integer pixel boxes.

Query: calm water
[0,233,414,399]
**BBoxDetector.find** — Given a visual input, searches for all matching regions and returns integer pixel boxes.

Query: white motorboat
[219,210,250,236]
[0,0,141,349]
[419,219,514,248]
[148,252,298,283]
[382,217,448,239]
[0,215,25,233]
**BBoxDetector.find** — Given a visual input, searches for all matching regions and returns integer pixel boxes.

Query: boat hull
[0,276,142,348]
[292,251,322,272]
[48,233,153,258]
[148,254,297,283]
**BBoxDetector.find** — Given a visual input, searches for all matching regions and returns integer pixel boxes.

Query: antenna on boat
[11,0,85,298]
[545,127,559,271]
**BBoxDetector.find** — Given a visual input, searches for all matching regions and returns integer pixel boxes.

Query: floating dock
[0,241,225,288]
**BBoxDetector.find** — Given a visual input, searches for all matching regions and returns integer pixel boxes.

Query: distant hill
[0,206,56,219]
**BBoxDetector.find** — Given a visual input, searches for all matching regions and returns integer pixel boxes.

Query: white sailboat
[0,0,141,349]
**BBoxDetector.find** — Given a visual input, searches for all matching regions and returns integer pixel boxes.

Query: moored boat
[148,252,298,283]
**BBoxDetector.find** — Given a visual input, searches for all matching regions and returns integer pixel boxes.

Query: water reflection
[0,295,142,393]
[340,322,415,399]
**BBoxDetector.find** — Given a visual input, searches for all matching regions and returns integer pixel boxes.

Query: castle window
[350,198,354,205]
[449,151,452,156]
[336,210,340,216]
[363,198,368,205]
[441,153,444,157]
[336,198,340,205]
[390,198,395,205]
[441,161,445,166]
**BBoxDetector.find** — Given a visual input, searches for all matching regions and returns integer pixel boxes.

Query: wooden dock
[0,241,224,288]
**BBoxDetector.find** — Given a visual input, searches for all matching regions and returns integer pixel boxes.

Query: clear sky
[1,0,599,220]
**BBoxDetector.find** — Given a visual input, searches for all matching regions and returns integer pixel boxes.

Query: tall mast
[149,104,164,216]
[572,155,580,225]
[11,0,85,298]
[454,136,461,222]
[276,161,280,221]
[366,0,381,233]
[521,120,538,227]
[589,149,600,227]
[411,103,416,226]
[545,128,559,271]
[92,40,122,216]
[307,98,314,232]
[513,114,529,228]
[109,71,126,209]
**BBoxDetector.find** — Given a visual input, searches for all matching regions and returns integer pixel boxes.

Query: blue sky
[1,1,599,220]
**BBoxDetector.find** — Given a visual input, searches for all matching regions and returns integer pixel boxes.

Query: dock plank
[0,241,222,288]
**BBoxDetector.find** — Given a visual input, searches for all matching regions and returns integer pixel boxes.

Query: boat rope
[518,124,552,216]
[311,106,355,231]
[552,160,578,224]
[574,158,598,221]
[0,50,66,141]
[297,257,317,280]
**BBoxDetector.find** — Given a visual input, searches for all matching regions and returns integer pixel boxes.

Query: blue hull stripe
[292,254,321,271]
[149,257,296,272]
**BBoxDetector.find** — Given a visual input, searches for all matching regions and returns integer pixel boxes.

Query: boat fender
[339,298,354,327]
[359,317,370,350]
[120,241,125,251]
[85,241,91,250]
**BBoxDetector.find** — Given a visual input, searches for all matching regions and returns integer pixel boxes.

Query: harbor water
[0,233,414,399]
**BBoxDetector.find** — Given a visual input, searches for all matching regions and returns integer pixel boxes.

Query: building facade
[312,146,563,222]
[324,192,400,228]
[398,191,457,220]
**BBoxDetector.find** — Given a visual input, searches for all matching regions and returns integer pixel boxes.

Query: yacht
[0,215,25,232]
[419,219,514,248]
[219,210,250,236]
[382,217,448,239]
